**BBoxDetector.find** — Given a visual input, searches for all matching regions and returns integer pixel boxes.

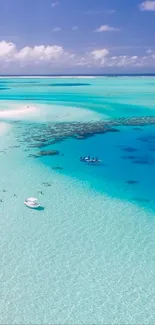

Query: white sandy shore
[0,102,102,122]
[0,122,11,135]
[0,106,37,118]
[0,76,96,79]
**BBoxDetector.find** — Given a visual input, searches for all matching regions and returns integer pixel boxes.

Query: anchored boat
[80,157,102,164]
[24,197,41,209]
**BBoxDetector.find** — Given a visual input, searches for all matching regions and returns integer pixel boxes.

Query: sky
[0,0,155,74]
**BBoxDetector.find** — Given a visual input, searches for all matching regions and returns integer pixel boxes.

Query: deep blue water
[35,124,155,210]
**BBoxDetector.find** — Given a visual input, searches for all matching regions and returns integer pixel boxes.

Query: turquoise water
[1,77,155,324]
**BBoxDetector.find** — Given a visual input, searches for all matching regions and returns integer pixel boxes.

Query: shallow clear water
[0,77,155,324]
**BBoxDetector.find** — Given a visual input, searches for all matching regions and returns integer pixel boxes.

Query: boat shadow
[37,206,45,211]
[85,162,105,167]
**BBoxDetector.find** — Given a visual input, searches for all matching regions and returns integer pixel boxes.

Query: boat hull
[24,202,41,209]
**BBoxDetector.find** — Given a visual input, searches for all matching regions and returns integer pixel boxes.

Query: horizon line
[0,73,155,77]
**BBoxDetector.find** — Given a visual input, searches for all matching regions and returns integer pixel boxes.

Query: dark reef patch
[37,150,59,157]
[137,135,155,143]
[52,166,63,170]
[121,147,139,153]
[133,127,143,131]
[122,155,137,160]
[9,145,20,149]
[126,180,139,184]
[0,87,10,90]
[48,83,91,87]
[42,182,51,187]
[133,160,150,165]
[74,135,85,140]
[16,115,155,151]
[29,150,59,158]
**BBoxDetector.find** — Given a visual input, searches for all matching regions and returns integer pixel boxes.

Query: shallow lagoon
[0,77,155,324]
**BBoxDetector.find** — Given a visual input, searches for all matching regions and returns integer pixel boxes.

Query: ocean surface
[0,76,155,324]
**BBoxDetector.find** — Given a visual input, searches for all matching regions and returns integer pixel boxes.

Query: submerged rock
[137,135,155,143]
[9,145,21,149]
[75,135,85,139]
[133,160,150,165]
[126,180,139,184]
[36,150,59,157]
[133,127,143,131]
[52,166,63,170]
[121,147,139,152]
[104,128,120,133]
[122,155,137,160]
[28,154,39,158]
[42,182,51,187]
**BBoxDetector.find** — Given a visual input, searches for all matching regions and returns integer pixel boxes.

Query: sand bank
[0,76,96,79]
[0,106,37,118]
[0,102,102,123]
[0,122,11,135]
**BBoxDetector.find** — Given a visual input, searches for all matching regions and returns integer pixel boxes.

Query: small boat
[24,197,41,209]
[80,156,90,162]
[80,157,102,164]
[86,159,102,164]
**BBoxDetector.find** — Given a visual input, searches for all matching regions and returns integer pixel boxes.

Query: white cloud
[103,54,155,68]
[0,40,155,70]
[95,25,120,32]
[15,45,64,64]
[0,41,16,61]
[140,1,155,11]
[52,27,62,32]
[51,1,59,8]
[0,41,75,68]
[72,26,79,31]
[91,49,109,60]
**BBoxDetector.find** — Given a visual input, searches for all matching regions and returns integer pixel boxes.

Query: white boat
[24,197,41,209]
[87,159,102,164]
[80,157,102,164]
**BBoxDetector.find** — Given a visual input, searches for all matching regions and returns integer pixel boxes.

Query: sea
[0,75,155,324]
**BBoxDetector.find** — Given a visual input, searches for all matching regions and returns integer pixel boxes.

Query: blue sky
[0,0,155,73]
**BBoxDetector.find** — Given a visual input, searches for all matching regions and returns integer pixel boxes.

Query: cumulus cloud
[91,49,109,60]
[106,55,139,67]
[95,25,120,32]
[0,41,16,61]
[0,41,74,68]
[76,49,109,67]
[15,45,64,64]
[0,40,155,70]
[77,50,155,69]
[139,1,155,11]
[52,27,62,32]
[100,54,155,68]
